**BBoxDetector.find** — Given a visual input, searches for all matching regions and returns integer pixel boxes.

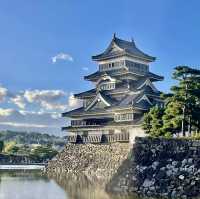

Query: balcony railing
[71,119,108,127]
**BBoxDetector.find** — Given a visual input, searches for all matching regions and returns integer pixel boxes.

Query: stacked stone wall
[47,137,200,198]
[47,143,131,180]
[132,137,200,198]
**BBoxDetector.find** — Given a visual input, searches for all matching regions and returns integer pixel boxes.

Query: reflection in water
[0,171,138,199]
[48,172,138,199]
[0,171,67,199]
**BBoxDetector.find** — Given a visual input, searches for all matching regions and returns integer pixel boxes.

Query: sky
[0,0,200,136]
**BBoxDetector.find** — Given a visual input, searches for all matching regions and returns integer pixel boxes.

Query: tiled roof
[62,107,85,117]
[74,89,96,98]
[84,70,163,82]
[92,36,156,62]
[148,72,164,81]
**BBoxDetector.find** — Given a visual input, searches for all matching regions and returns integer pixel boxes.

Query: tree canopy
[0,141,4,152]
[143,66,200,137]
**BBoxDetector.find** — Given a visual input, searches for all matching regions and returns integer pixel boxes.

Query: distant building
[62,34,164,143]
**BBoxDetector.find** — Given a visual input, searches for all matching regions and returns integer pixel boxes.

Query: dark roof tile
[92,36,155,62]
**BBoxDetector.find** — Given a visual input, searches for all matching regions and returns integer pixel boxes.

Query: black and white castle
[62,34,164,143]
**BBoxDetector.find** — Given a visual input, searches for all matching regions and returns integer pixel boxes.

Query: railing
[71,120,101,127]
[66,132,129,144]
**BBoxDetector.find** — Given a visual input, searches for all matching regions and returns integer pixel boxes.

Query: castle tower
[62,35,164,142]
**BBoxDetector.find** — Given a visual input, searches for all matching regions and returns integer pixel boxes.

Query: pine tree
[143,106,165,137]
[162,99,182,135]
[143,66,200,137]
[171,66,200,135]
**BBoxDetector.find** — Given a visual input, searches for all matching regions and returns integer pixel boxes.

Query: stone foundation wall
[47,143,131,180]
[133,137,200,198]
[47,137,200,198]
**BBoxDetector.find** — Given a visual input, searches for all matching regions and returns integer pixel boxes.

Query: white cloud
[82,67,89,71]
[0,86,8,102]
[51,53,73,63]
[67,93,81,109]
[0,108,14,117]
[0,122,49,128]
[24,90,66,103]
[0,85,83,134]
[10,95,26,109]
[24,89,68,111]
[0,108,65,134]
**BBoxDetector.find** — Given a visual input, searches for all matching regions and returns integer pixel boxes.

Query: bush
[30,146,58,162]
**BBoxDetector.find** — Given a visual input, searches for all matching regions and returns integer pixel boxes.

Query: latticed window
[99,60,125,71]
[100,83,115,90]
[114,113,134,122]
[125,60,148,74]
[71,120,87,126]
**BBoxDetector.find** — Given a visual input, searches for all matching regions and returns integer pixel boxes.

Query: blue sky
[0,0,200,135]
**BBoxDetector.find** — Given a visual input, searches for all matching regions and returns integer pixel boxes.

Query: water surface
[0,170,137,199]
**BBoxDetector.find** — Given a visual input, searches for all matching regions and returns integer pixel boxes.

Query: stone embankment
[47,143,131,180]
[133,137,200,198]
[47,137,200,198]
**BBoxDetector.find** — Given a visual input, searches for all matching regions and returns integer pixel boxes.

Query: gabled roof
[74,89,96,98]
[92,34,156,62]
[137,78,158,92]
[134,99,152,110]
[85,92,112,111]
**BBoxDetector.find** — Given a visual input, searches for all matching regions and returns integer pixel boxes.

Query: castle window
[99,83,115,90]
[114,113,134,122]
[99,61,125,71]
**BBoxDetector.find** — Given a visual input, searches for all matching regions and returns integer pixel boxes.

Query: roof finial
[131,37,135,46]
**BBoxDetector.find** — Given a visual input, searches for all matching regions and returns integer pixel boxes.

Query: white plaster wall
[129,126,146,144]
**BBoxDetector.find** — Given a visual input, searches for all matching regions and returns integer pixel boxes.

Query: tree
[143,66,200,138]
[0,141,4,152]
[162,99,182,135]
[171,66,200,135]
[143,106,165,137]
[30,145,58,162]
[4,141,17,154]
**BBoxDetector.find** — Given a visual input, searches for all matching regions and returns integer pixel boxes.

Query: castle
[62,34,163,143]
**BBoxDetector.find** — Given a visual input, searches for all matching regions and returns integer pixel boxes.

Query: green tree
[30,145,58,162]
[143,106,165,137]
[143,66,200,137]
[0,141,4,152]
[171,66,200,135]
[162,99,182,135]
[4,141,17,154]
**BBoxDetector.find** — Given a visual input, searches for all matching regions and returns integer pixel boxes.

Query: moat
[0,170,137,199]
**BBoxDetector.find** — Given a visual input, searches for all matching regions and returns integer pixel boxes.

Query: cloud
[51,53,73,63]
[0,108,15,117]
[24,89,68,111]
[0,86,8,102]
[67,93,81,109]
[10,95,26,109]
[82,67,89,71]
[0,108,65,134]
[0,85,82,135]
[24,90,66,103]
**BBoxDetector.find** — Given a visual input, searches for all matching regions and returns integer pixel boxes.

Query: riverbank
[0,164,45,170]
[0,153,46,165]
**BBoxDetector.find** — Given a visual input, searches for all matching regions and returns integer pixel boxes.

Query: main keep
[63,35,163,142]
